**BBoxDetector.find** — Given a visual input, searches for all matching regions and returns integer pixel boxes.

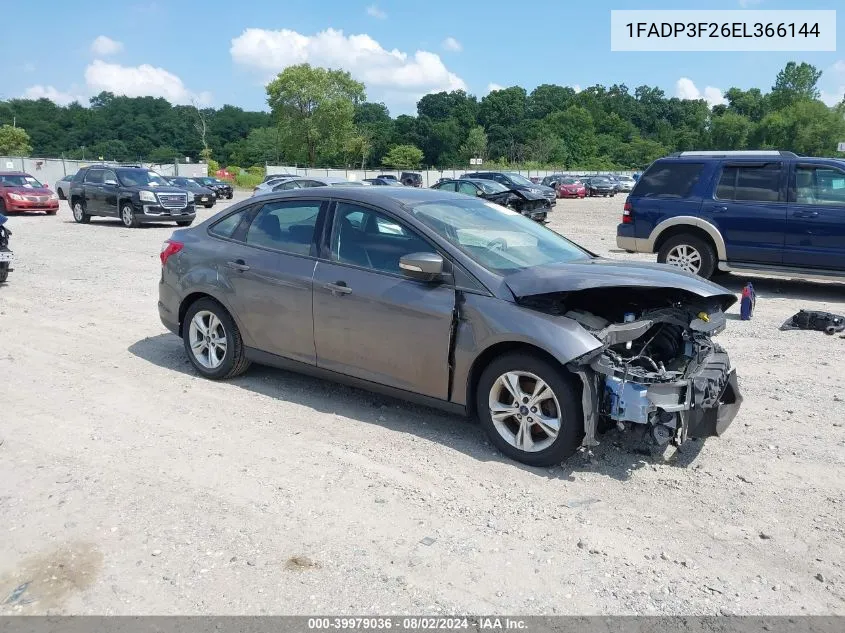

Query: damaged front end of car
[517,284,743,450]
[485,190,551,222]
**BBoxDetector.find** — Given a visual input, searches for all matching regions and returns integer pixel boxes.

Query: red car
[556,177,586,198]
[0,172,59,215]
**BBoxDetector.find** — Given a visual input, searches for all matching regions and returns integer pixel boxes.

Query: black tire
[57,187,66,200]
[657,233,717,279]
[182,297,251,380]
[120,203,140,228]
[226,193,233,199]
[176,219,193,227]
[476,352,584,467]
[45,210,57,216]
[204,203,214,208]
[71,199,90,224]
[0,263,8,284]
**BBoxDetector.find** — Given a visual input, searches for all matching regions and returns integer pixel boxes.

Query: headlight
[8,193,24,201]
[50,193,59,201]
[139,190,157,203]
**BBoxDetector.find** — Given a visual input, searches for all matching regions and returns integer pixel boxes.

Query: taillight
[622,201,633,224]
[160,240,184,265]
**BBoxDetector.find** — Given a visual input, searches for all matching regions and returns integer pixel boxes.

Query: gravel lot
[1,193,844,615]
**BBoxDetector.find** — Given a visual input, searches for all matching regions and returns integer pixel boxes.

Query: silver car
[158,187,742,466]
[252,176,365,196]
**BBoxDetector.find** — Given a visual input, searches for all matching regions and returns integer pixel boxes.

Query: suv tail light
[160,239,184,266]
[622,201,633,224]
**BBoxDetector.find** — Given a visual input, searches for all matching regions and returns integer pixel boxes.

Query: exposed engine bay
[518,286,743,449]
[482,189,551,221]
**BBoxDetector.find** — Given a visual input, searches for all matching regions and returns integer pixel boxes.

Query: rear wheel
[183,298,251,379]
[476,353,583,467]
[72,200,90,224]
[657,233,716,279]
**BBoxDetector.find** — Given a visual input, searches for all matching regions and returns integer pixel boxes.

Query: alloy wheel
[73,203,84,221]
[188,310,228,369]
[121,206,134,227]
[665,244,702,274]
[488,371,561,453]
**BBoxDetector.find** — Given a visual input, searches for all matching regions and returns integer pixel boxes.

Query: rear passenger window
[795,166,845,205]
[716,165,781,202]
[633,163,704,198]
[209,208,250,239]
[245,200,321,255]
[437,181,457,192]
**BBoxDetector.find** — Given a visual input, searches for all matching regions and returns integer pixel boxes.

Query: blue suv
[616,151,845,279]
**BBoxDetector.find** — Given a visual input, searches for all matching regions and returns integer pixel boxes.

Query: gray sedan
[158,188,742,466]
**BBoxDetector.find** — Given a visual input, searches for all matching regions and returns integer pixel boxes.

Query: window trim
[790,162,845,206]
[713,163,785,203]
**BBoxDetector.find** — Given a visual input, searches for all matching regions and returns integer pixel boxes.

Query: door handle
[226,259,250,272]
[324,281,352,295]
[713,205,729,213]
[793,210,819,218]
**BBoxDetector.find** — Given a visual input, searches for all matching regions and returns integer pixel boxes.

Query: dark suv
[617,151,845,279]
[69,166,195,228]
[462,171,557,207]
[400,172,423,187]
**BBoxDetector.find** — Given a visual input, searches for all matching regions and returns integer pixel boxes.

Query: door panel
[83,169,105,214]
[785,164,845,269]
[312,202,455,399]
[702,163,786,264]
[102,170,119,215]
[215,200,324,364]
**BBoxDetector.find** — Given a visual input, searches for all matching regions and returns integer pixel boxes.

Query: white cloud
[738,0,762,7]
[572,84,582,93]
[84,60,211,105]
[675,77,727,107]
[22,85,84,106]
[442,37,462,52]
[819,60,845,106]
[230,27,466,100]
[23,62,36,73]
[366,4,386,19]
[90,35,124,57]
[486,83,504,93]
[832,60,845,74]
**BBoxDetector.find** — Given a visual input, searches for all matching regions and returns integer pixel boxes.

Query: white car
[54,174,76,200]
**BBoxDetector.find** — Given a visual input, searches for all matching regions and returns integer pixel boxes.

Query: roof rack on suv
[669,150,798,158]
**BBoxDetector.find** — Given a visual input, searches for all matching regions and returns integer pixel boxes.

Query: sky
[2,0,844,115]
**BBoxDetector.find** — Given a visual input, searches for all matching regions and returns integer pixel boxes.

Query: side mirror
[104,179,117,186]
[476,189,484,196]
[399,252,444,282]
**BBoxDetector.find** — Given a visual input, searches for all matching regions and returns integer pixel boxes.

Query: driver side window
[457,182,478,196]
[331,203,432,275]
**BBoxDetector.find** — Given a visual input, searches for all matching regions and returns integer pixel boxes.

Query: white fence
[0,156,208,189]
[266,166,636,187]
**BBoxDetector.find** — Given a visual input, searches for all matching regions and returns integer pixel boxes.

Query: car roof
[0,171,29,176]
[253,185,466,207]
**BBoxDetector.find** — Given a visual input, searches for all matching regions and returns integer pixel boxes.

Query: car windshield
[477,180,509,194]
[330,181,364,186]
[561,178,579,185]
[592,178,610,184]
[117,169,169,187]
[503,173,534,186]
[410,198,590,274]
[0,174,43,188]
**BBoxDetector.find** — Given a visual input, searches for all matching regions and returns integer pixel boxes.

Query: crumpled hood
[505,258,737,310]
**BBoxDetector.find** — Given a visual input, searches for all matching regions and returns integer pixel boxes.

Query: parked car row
[541,173,636,198]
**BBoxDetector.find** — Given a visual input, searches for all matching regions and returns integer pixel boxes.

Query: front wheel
[182,298,251,380]
[176,219,193,227]
[45,210,57,216]
[476,353,584,467]
[657,233,717,279]
[0,263,8,284]
[121,203,140,228]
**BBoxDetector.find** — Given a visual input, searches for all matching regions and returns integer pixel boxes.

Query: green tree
[382,144,424,169]
[770,62,822,110]
[0,124,33,155]
[710,112,752,150]
[266,63,366,166]
[460,126,488,161]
